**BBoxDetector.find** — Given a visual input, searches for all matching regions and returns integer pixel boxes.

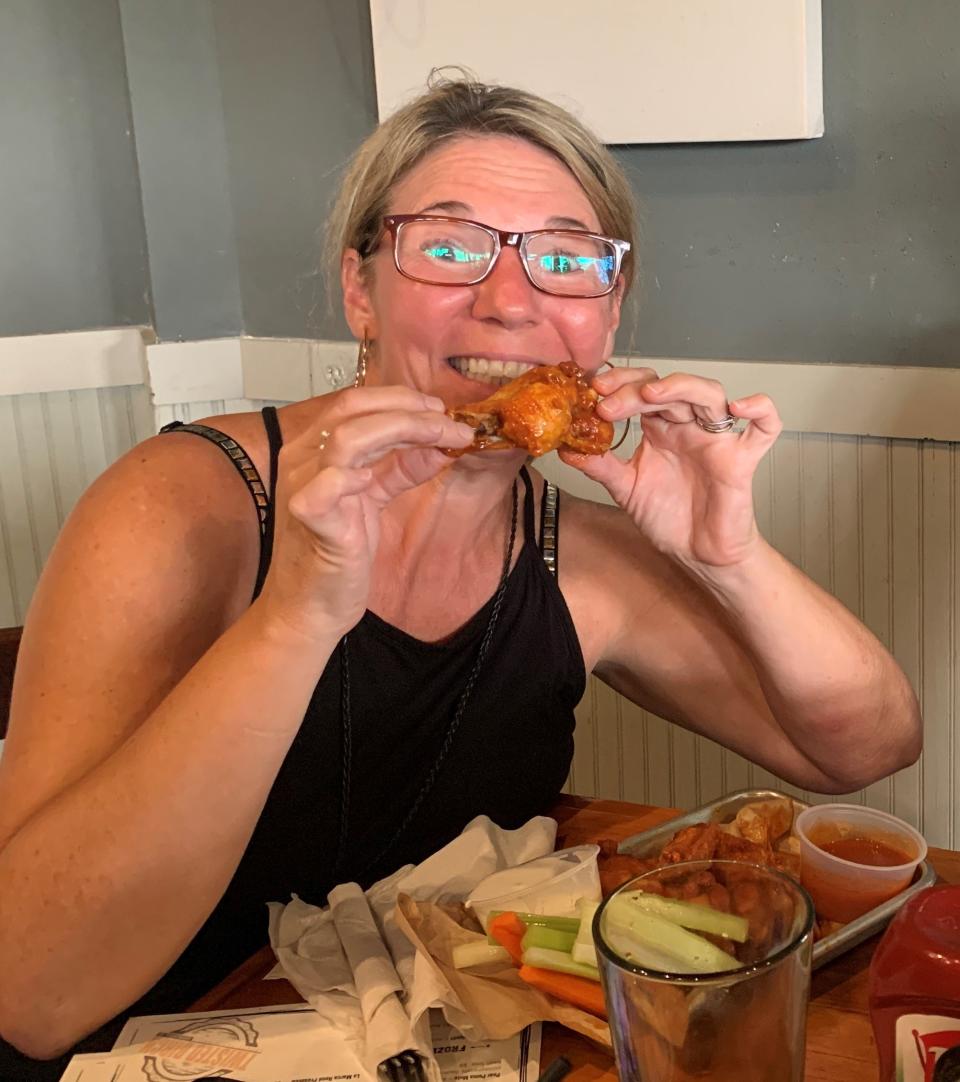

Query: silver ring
[317,428,332,450]
[694,414,738,434]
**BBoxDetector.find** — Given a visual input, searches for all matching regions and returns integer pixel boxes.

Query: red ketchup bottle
[869,886,960,1081]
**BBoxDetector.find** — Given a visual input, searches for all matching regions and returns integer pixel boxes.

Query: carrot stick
[518,963,607,1018]
[487,912,526,965]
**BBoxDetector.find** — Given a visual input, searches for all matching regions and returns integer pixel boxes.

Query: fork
[377,1048,428,1082]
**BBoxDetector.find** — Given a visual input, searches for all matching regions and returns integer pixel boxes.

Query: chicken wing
[659,823,721,864]
[447,361,614,457]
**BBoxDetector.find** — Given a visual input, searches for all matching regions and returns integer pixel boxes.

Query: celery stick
[604,898,743,974]
[605,928,691,974]
[521,926,577,953]
[621,892,749,943]
[572,899,599,968]
[452,941,511,970]
[493,911,581,931]
[521,946,601,982]
[485,912,580,944]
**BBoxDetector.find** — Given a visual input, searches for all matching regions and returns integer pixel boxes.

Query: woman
[0,77,920,1071]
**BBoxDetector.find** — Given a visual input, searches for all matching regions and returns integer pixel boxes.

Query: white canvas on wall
[369,0,823,143]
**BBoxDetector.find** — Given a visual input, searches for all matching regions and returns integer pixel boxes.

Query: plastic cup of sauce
[795,804,927,923]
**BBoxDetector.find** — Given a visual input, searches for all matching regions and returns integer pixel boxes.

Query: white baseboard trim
[0,326,150,395]
[3,327,960,441]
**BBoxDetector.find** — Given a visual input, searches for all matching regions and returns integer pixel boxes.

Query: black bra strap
[159,420,269,535]
[262,406,283,497]
[539,480,559,579]
[257,406,284,599]
[519,466,535,543]
[158,418,271,599]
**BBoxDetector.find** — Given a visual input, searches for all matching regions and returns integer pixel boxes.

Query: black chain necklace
[331,478,520,882]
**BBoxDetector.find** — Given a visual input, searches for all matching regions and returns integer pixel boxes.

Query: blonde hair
[325,73,637,293]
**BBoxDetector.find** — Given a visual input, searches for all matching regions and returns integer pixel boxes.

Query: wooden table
[192,796,960,1080]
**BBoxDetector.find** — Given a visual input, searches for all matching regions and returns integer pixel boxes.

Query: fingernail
[455,422,476,439]
[728,398,740,409]
[425,395,445,410]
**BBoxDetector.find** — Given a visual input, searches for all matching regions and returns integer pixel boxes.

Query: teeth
[449,357,537,384]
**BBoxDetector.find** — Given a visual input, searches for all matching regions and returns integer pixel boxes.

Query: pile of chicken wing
[598,797,842,944]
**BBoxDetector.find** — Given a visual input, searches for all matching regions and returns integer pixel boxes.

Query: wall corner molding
[146,337,244,406]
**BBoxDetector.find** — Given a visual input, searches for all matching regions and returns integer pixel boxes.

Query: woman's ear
[341,249,379,339]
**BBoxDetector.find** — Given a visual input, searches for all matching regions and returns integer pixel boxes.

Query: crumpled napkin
[268,814,556,1078]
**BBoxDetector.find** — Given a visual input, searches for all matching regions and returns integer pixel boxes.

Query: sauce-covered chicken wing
[447,361,613,457]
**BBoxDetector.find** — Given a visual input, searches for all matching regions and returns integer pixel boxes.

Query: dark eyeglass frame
[379,214,631,298]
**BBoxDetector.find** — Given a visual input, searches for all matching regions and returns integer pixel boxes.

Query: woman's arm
[561,369,921,793]
[0,390,475,1059]
[565,501,920,793]
[0,438,337,1059]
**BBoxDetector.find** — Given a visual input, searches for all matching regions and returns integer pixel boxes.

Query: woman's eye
[537,251,587,275]
[420,239,486,264]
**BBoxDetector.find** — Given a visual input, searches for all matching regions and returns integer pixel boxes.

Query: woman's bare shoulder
[538,478,690,666]
[559,486,690,595]
[43,412,278,624]
[554,485,641,562]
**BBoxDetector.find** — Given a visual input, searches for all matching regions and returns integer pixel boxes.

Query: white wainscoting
[0,385,155,625]
[1,331,958,846]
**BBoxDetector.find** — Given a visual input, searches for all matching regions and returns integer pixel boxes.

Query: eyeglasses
[380,214,630,299]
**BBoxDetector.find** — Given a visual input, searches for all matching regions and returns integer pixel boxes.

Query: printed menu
[58,1004,540,1082]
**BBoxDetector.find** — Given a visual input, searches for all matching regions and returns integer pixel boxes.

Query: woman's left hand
[560,366,782,568]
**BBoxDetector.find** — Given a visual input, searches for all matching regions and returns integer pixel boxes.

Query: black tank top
[1,408,586,1079]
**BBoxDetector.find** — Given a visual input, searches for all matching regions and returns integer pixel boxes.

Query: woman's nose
[470,246,541,328]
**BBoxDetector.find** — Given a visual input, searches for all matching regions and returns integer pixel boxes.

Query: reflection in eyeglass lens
[524,233,615,293]
[399,221,494,280]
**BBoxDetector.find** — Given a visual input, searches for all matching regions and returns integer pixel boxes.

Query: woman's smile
[447,355,546,387]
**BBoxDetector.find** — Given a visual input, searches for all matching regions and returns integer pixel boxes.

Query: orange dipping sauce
[802,826,919,922]
[796,805,927,925]
[815,835,913,868]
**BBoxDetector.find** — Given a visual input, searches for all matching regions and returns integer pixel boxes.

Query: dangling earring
[354,333,371,387]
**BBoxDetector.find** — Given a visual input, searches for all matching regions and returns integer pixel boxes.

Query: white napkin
[268,814,556,1079]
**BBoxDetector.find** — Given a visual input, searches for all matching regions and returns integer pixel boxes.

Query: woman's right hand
[255,386,475,643]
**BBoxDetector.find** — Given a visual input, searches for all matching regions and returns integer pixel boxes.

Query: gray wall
[0,0,152,337]
[622,4,960,366]
[211,0,377,340]
[119,0,245,342]
[3,3,960,366]
[118,0,376,341]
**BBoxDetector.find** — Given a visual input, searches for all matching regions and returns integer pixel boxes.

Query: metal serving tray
[616,788,937,970]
